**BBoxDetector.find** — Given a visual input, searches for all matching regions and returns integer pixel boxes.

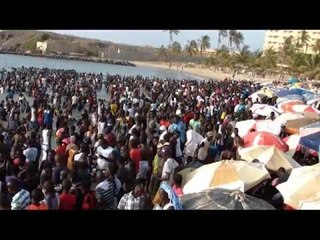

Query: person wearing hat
[159,125,167,142]
[197,131,214,163]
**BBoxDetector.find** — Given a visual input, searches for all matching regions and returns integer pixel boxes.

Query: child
[172,173,183,197]
[26,188,48,210]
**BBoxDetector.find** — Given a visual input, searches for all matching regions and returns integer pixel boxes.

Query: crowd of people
[0,66,318,210]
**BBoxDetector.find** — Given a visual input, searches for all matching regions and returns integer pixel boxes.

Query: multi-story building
[263,30,320,54]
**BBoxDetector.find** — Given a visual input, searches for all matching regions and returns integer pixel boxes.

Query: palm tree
[228,30,237,50]
[172,41,182,56]
[158,45,168,62]
[217,30,228,49]
[261,47,278,69]
[233,32,244,51]
[199,35,211,55]
[300,30,310,53]
[235,44,251,64]
[312,39,320,54]
[300,54,320,79]
[184,40,197,56]
[164,30,180,68]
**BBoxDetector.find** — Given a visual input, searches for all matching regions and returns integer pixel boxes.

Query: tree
[233,32,244,50]
[217,30,228,49]
[41,33,50,41]
[281,36,294,63]
[300,30,310,53]
[172,41,182,56]
[228,30,237,50]
[300,54,320,79]
[164,30,180,68]
[261,47,278,69]
[235,44,251,65]
[158,45,168,62]
[199,35,211,55]
[184,40,197,56]
[312,39,320,54]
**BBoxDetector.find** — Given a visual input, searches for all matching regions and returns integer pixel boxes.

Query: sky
[46,30,266,50]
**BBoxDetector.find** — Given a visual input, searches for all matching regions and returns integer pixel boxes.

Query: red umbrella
[243,131,289,152]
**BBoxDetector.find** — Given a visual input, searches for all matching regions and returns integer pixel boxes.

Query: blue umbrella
[278,89,305,97]
[299,132,320,152]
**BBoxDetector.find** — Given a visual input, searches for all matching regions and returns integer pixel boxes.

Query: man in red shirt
[59,179,76,210]
[129,138,142,174]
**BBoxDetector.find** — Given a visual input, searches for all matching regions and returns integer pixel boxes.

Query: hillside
[0,30,161,61]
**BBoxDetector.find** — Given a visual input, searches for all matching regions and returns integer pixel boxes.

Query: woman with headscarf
[153,182,182,210]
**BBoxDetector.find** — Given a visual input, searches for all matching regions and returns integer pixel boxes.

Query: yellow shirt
[110,104,118,116]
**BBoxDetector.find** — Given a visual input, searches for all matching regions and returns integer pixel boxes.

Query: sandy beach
[133,61,276,83]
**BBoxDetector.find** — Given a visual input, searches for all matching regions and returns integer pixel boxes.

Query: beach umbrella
[182,160,270,194]
[299,131,320,152]
[307,97,320,106]
[276,95,305,105]
[235,120,281,138]
[299,199,320,210]
[255,120,281,136]
[278,88,305,97]
[255,88,276,98]
[235,120,256,138]
[274,113,318,132]
[239,145,300,172]
[254,107,281,118]
[290,104,320,114]
[243,131,289,152]
[181,188,275,210]
[276,164,320,209]
[277,100,304,112]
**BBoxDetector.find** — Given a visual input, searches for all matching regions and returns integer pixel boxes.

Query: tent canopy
[299,132,320,152]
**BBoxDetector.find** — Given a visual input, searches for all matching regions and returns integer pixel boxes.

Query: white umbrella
[299,199,320,210]
[276,164,320,209]
[239,145,300,172]
[183,160,270,194]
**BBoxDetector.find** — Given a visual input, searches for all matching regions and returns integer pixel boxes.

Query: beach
[133,61,276,83]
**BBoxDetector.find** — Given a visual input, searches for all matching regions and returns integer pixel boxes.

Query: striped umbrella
[243,131,289,152]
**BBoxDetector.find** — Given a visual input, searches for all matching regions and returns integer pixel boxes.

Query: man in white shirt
[96,139,114,170]
[197,131,214,162]
[23,140,38,163]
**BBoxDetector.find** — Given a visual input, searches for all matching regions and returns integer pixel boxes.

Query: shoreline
[0,51,136,67]
[133,61,276,83]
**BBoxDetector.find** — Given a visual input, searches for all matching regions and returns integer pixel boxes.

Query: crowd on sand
[0,66,318,210]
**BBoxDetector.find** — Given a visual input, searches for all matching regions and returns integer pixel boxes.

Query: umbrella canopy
[181,188,275,210]
[299,131,320,152]
[278,100,304,112]
[299,199,320,210]
[276,164,320,209]
[182,160,270,194]
[239,145,300,172]
[283,131,319,157]
[235,120,281,138]
[277,95,305,105]
[255,88,276,98]
[289,105,320,114]
[278,88,305,97]
[274,113,318,134]
[243,131,289,152]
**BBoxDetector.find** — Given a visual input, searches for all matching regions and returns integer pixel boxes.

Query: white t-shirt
[175,138,182,158]
[98,121,106,135]
[42,129,50,146]
[159,130,168,142]
[96,146,114,169]
[31,107,36,122]
[23,147,38,163]
[198,138,210,161]
[72,95,78,105]
[161,158,179,179]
